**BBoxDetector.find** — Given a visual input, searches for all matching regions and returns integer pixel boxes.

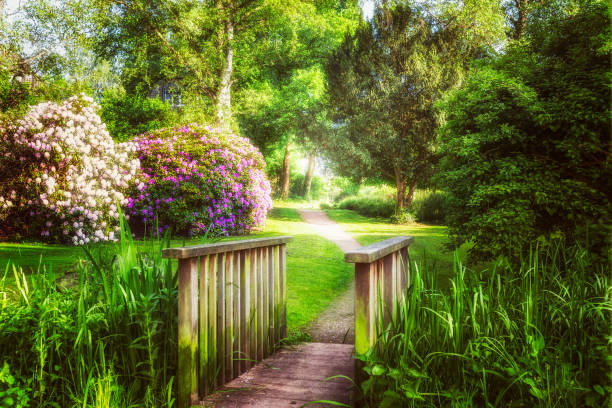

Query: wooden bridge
[162,235,413,407]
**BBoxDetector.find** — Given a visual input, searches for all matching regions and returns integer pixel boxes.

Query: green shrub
[357,244,611,407]
[411,190,449,224]
[337,195,395,219]
[438,1,611,263]
[100,89,178,141]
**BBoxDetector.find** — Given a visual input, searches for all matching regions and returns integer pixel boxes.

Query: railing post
[345,236,414,407]
[345,238,414,360]
[163,236,292,408]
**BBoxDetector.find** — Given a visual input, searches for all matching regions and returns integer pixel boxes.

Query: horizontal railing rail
[345,236,414,355]
[163,236,292,408]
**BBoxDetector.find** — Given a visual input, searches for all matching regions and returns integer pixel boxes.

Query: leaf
[372,365,386,376]
[380,390,403,408]
[593,385,605,396]
[300,400,350,407]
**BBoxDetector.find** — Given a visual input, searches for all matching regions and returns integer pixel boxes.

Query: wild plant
[357,243,611,407]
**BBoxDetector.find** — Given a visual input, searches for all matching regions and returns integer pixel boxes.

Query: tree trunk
[394,165,406,210]
[281,144,291,200]
[302,153,316,198]
[216,13,234,129]
[512,0,528,40]
[405,180,418,207]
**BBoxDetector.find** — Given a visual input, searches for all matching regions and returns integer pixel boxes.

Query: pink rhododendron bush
[128,124,272,237]
[0,95,140,243]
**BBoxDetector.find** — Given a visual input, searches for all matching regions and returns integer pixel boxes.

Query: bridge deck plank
[201,342,355,407]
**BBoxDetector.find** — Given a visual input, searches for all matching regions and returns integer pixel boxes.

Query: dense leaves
[326,1,503,210]
[439,0,611,262]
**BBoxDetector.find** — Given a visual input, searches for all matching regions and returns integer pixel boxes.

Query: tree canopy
[325,0,504,209]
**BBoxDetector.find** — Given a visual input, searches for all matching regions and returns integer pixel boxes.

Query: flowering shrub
[0,94,140,244]
[128,125,272,237]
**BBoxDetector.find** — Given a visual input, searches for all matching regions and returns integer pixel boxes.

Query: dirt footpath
[297,210,361,344]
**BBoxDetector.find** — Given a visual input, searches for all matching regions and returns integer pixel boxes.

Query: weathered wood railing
[345,236,414,355]
[162,236,292,408]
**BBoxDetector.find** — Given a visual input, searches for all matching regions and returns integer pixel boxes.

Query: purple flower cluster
[128,124,272,237]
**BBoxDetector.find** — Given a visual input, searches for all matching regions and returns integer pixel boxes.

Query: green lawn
[324,209,470,283]
[0,207,353,332]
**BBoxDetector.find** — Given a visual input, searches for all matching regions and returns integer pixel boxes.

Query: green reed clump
[358,244,611,407]
[0,214,178,407]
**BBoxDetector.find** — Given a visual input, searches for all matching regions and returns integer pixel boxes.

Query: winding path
[297,210,361,344]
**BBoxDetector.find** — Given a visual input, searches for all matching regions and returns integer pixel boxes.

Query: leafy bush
[0,95,140,243]
[0,217,177,407]
[411,190,449,224]
[128,124,272,237]
[358,244,611,407]
[438,1,611,262]
[100,89,179,142]
[337,195,395,219]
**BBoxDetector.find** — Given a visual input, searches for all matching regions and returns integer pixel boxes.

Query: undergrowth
[357,244,611,407]
[0,214,178,407]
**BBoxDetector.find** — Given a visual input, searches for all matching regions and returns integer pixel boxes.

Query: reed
[357,243,611,407]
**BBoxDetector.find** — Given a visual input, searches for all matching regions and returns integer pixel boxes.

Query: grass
[356,244,611,407]
[324,209,471,286]
[0,206,353,332]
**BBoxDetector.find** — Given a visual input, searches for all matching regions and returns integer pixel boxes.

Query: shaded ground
[297,209,361,344]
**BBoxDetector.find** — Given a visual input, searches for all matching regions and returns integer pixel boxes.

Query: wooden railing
[345,236,414,355]
[162,236,292,408]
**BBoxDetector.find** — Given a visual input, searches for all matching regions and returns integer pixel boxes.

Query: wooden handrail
[345,236,413,355]
[163,236,292,408]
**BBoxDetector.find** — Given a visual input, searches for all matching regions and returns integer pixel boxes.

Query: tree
[325,1,504,210]
[438,0,611,262]
[92,0,274,128]
[237,0,360,198]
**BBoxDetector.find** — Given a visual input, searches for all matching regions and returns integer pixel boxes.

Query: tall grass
[0,215,178,407]
[358,244,611,407]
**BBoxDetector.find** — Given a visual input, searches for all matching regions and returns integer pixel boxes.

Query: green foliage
[0,362,31,408]
[357,245,611,407]
[438,0,611,262]
[325,1,504,209]
[0,215,177,407]
[411,191,450,225]
[337,195,396,219]
[289,173,325,200]
[99,89,178,141]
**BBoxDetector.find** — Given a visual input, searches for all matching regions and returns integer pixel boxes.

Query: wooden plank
[249,248,257,368]
[198,255,208,396]
[177,257,198,408]
[201,343,355,407]
[216,253,226,386]
[232,250,241,377]
[354,262,374,355]
[239,250,249,374]
[162,236,293,259]
[273,245,280,346]
[345,236,414,264]
[383,253,395,324]
[279,243,287,339]
[224,251,234,382]
[267,246,275,351]
[207,254,217,392]
[400,246,410,292]
[261,246,269,357]
[256,248,264,361]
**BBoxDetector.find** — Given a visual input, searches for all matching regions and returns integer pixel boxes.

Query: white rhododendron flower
[0,94,140,244]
